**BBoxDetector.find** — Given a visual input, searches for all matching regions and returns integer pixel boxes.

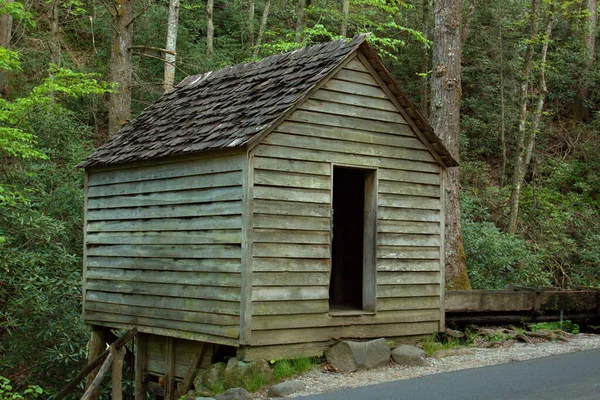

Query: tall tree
[573,0,598,121]
[430,0,470,289]
[248,0,255,46]
[108,0,134,137]
[295,0,306,42]
[507,0,540,234]
[341,0,350,37]
[420,0,429,118]
[207,0,214,55]
[0,0,14,98]
[49,0,60,66]
[253,0,271,57]
[164,0,180,93]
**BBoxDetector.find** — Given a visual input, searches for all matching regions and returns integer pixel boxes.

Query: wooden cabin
[79,35,457,397]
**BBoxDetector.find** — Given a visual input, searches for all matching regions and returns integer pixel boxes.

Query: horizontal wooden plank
[88,171,242,198]
[86,290,240,315]
[379,180,440,197]
[87,230,242,245]
[88,154,243,186]
[86,280,241,301]
[265,132,434,163]
[379,194,441,210]
[254,169,330,190]
[334,68,380,86]
[254,214,330,231]
[85,310,240,339]
[377,284,439,298]
[276,120,425,149]
[377,259,440,272]
[254,229,330,244]
[254,156,330,176]
[86,320,239,347]
[253,243,330,258]
[255,144,438,174]
[379,207,440,222]
[379,169,440,185]
[87,267,240,287]
[343,57,369,72]
[377,246,440,259]
[250,321,439,346]
[251,309,440,330]
[311,88,398,112]
[377,296,440,311]
[288,109,412,137]
[253,199,331,218]
[86,301,239,326]
[253,272,329,286]
[378,220,440,234]
[87,186,243,209]
[378,271,441,285]
[299,99,406,124]
[87,256,241,273]
[87,201,242,221]
[252,258,330,272]
[88,216,242,232]
[252,286,329,301]
[321,78,386,99]
[87,244,241,259]
[252,300,329,315]
[238,341,333,362]
[254,186,330,204]
[378,233,440,247]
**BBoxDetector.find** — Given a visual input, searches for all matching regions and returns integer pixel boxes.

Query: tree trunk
[108,0,134,137]
[85,327,108,400]
[498,1,507,187]
[248,0,255,46]
[430,0,470,289]
[111,345,127,400]
[507,0,539,234]
[163,0,180,93]
[206,0,214,55]
[295,0,306,42]
[420,0,429,118]
[573,0,598,121]
[253,0,271,58]
[0,0,13,98]
[49,0,60,66]
[341,0,350,37]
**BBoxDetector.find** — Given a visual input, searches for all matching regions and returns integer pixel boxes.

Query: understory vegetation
[0,0,598,395]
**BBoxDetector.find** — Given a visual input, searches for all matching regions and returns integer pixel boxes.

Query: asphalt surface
[298,348,600,400]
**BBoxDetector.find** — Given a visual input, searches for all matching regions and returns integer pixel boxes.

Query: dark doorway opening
[330,167,368,312]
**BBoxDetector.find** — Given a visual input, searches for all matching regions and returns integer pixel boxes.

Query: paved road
[298,348,600,400]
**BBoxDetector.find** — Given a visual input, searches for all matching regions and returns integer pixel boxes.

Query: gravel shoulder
[255,333,600,399]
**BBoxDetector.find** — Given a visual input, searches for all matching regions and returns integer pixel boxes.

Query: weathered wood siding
[83,153,244,346]
[248,55,443,355]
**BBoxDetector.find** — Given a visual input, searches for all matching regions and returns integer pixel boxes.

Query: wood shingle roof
[80,35,457,168]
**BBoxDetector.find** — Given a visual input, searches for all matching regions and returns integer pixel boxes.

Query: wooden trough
[445,288,600,326]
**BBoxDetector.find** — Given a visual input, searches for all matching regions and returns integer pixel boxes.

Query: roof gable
[80,36,457,169]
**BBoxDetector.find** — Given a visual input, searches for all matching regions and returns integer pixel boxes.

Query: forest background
[0,0,598,396]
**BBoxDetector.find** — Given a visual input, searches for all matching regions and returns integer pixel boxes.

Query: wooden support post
[85,326,108,400]
[135,333,148,400]
[164,337,175,400]
[81,347,115,400]
[112,345,127,400]
[177,343,209,397]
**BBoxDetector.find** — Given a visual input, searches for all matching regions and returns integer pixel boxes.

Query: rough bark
[507,0,539,234]
[111,345,127,400]
[0,0,14,98]
[341,0,350,37]
[420,0,430,118]
[253,0,271,58]
[108,0,134,137]
[295,0,306,42]
[163,0,180,93]
[430,0,470,289]
[248,0,255,46]
[206,0,214,55]
[84,327,108,400]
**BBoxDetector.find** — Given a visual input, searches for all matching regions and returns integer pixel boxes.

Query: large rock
[267,380,306,397]
[197,362,226,392]
[215,388,252,400]
[324,338,390,373]
[391,345,429,367]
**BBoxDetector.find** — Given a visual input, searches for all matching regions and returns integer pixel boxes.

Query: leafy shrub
[0,377,43,400]
[529,320,579,334]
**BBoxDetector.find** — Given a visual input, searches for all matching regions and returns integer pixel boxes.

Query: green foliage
[529,320,580,334]
[272,358,319,381]
[0,377,43,400]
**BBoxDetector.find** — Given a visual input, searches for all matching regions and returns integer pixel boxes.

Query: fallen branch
[81,348,115,400]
